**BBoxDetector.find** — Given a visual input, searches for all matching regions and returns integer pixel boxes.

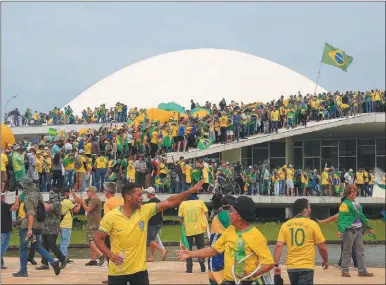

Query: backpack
[61,208,73,221]
[36,200,46,222]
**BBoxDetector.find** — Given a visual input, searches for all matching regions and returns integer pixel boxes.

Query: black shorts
[177,136,185,142]
[202,183,209,191]
[108,270,149,285]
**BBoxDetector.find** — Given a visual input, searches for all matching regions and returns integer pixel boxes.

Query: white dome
[66,48,327,114]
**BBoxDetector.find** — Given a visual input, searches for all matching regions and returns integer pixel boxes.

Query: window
[376,156,385,171]
[294,141,303,147]
[339,139,356,156]
[253,147,268,165]
[321,147,338,169]
[270,141,285,158]
[241,146,252,159]
[358,139,375,146]
[241,159,253,168]
[377,138,385,155]
[304,158,320,172]
[358,145,375,170]
[304,141,320,157]
[321,140,338,147]
[339,156,356,171]
[270,158,286,169]
[294,147,303,169]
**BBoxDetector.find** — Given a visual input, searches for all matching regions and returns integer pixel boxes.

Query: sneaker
[28,258,37,265]
[358,272,374,277]
[60,259,69,269]
[341,272,351,277]
[36,265,49,270]
[12,271,28,277]
[85,260,98,266]
[52,260,61,276]
[98,255,106,266]
[200,262,206,273]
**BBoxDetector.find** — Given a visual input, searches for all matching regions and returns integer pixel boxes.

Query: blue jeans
[41,172,48,192]
[18,229,55,273]
[365,101,372,113]
[329,106,337,118]
[1,232,11,261]
[95,168,107,191]
[60,228,72,258]
[279,180,285,195]
[374,100,381,112]
[64,170,75,188]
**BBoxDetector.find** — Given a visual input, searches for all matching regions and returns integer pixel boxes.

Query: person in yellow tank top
[286,165,295,196]
[219,113,228,144]
[274,198,328,285]
[177,196,274,283]
[355,169,366,197]
[185,162,193,187]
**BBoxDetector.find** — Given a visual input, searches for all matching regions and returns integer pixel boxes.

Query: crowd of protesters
[4,89,385,130]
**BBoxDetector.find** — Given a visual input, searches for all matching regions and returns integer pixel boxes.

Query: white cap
[144,187,155,194]
[79,149,85,154]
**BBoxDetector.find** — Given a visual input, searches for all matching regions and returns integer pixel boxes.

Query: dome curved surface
[66,48,327,114]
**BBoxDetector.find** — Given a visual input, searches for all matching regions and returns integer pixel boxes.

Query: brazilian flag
[180,224,190,249]
[322,43,353,71]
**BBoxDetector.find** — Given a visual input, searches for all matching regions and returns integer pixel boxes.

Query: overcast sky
[1,2,385,113]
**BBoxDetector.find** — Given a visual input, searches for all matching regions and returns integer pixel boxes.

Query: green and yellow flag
[322,43,353,71]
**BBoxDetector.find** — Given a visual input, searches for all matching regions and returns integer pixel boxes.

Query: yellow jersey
[178,200,208,236]
[213,225,274,282]
[277,216,325,270]
[158,163,168,175]
[84,143,91,155]
[75,155,87,173]
[185,164,192,184]
[270,110,280,121]
[219,116,228,127]
[151,131,159,144]
[286,169,294,181]
[126,160,136,181]
[99,204,157,276]
[1,153,8,171]
[321,171,329,185]
[95,156,108,169]
[60,199,75,229]
[356,172,364,184]
[278,169,285,180]
[104,196,124,215]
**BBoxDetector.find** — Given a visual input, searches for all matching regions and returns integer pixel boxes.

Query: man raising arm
[94,180,204,285]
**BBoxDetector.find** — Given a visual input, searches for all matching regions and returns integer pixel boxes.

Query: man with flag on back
[207,195,236,285]
[337,184,375,278]
[177,196,274,285]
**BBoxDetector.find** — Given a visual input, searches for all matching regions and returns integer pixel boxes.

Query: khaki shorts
[1,171,7,182]
[86,225,98,245]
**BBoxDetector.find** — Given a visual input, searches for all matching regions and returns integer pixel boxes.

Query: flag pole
[314,42,326,95]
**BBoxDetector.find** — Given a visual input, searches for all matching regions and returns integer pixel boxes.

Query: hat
[144,187,156,194]
[79,149,85,154]
[289,164,293,168]
[86,186,97,193]
[231,196,256,223]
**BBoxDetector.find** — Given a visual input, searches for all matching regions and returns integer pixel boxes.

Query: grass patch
[9,217,385,246]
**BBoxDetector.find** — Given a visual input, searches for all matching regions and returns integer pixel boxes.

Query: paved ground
[1,258,385,284]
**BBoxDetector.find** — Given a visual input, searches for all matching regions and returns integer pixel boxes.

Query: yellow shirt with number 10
[277,216,325,270]
[178,200,208,236]
[95,156,108,169]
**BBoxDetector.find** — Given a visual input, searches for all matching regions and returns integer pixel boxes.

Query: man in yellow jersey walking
[177,196,274,285]
[94,180,204,285]
[94,153,109,192]
[273,198,329,285]
[178,193,209,273]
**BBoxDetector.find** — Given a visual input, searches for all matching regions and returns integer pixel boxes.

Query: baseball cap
[230,196,256,223]
[144,187,155,194]
[86,186,97,193]
[79,149,85,154]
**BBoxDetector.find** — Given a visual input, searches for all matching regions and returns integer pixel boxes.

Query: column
[285,137,294,165]
[285,207,294,219]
